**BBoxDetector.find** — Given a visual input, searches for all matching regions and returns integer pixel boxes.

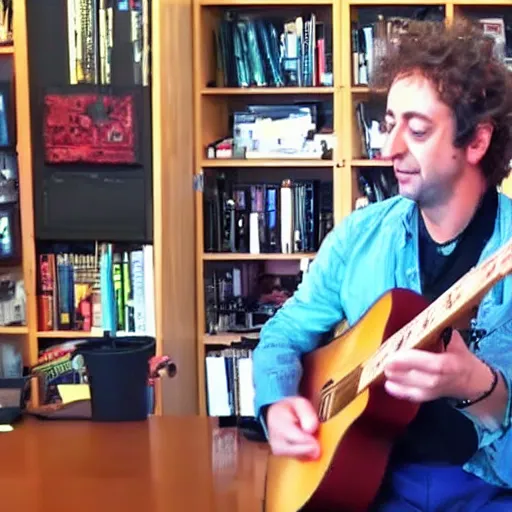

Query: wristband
[454,363,499,410]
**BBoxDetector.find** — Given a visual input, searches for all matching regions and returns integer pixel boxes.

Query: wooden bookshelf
[193,0,512,416]
[14,0,511,417]
[193,0,342,415]
[13,0,38,404]
[6,1,197,415]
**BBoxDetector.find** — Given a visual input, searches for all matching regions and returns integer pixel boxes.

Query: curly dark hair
[371,17,512,187]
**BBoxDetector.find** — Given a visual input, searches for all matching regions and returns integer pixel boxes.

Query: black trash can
[77,335,156,422]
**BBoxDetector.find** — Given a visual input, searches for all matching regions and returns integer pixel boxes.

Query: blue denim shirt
[252,193,512,488]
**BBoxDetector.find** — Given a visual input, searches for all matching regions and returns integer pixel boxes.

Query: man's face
[381,72,465,207]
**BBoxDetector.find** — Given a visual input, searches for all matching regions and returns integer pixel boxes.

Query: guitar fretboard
[357,237,512,393]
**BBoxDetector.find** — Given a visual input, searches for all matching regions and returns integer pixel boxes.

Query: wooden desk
[0,416,269,511]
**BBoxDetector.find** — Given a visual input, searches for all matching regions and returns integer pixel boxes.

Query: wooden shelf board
[0,326,28,334]
[204,333,242,345]
[453,0,512,5]
[0,45,13,55]
[203,252,316,260]
[350,0,443,4]
[37,331,97,339]
[37,330,155,339]
[201,159,334,168]
[351,86,385,94]
[204,332,260,345]
[200,0,332,5]
[201,87,335,95]
[352,159,393,167]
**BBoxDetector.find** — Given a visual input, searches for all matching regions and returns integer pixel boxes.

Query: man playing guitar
[253,18,512,511]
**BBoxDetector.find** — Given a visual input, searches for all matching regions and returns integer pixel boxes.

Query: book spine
[130,249,145,333]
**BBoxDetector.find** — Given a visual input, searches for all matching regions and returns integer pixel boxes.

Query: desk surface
[1,416,269,511]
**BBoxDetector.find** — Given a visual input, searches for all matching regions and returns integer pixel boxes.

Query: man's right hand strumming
[266,396,321,460]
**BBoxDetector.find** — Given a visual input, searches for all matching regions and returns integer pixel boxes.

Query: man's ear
[466,122,494,166]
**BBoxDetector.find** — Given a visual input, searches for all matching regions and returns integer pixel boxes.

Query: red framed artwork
[43,91,139,165]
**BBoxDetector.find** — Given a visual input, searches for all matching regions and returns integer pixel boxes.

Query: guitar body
[264,288,438,512]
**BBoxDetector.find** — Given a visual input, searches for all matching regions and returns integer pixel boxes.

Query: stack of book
[213,11,332,88]
[37,242,155,336]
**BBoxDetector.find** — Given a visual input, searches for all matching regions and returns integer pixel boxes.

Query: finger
[444,330,469,353]
[272,439,320,459]
[271,404,317,445]
[297,444,321,461]
[385,368,439,389]
[384,380,430,402]
[385,349,445,374]
[277,421,317,445]
[292,398,319,434]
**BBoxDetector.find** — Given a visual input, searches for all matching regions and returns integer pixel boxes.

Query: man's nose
[381,126,407,159]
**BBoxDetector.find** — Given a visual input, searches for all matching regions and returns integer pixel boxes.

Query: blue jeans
[371,463,512,511]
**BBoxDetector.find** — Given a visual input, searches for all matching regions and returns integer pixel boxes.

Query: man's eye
[410,129,427,139]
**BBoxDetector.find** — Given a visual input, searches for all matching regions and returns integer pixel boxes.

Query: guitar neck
[358,237,512,392]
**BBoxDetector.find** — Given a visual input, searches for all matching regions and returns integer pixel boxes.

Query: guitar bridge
[321,379,334,391]
[318,379,335,422]
[318,366,364,422]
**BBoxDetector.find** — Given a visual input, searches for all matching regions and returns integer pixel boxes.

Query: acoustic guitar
[263,238,512,512]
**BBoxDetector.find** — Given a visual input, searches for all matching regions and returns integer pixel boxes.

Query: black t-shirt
[391,186,498,465]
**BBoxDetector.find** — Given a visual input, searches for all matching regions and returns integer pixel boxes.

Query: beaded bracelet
[454,364,499,410]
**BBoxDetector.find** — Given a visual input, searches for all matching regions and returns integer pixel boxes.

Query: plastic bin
[77,335,156,422]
